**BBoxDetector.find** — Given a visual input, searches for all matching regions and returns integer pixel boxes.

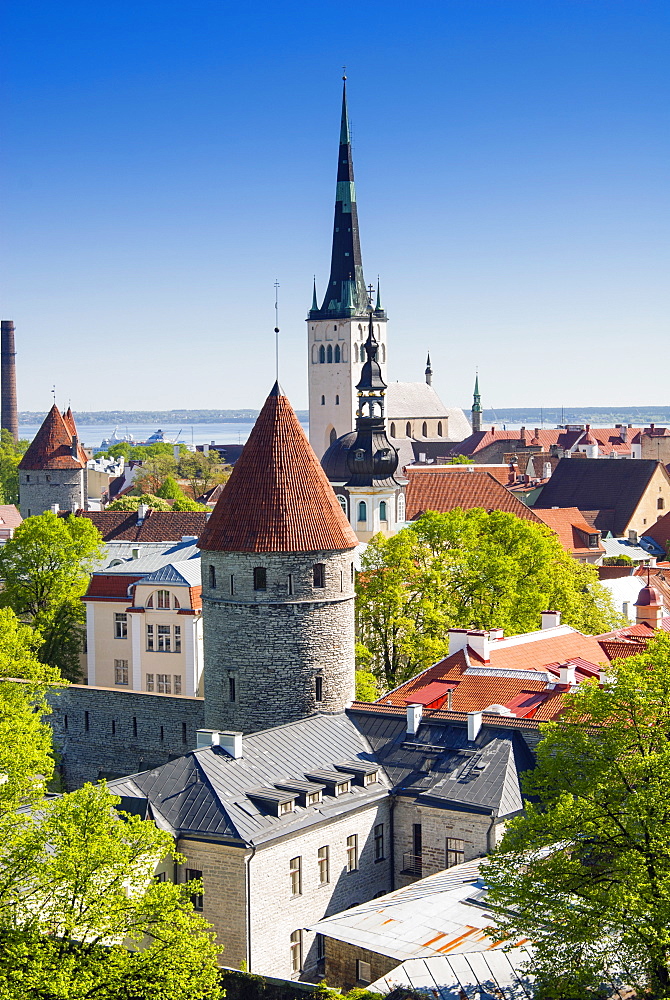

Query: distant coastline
[17,407,670,426]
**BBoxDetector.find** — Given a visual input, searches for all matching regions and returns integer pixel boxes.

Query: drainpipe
[389,795,397,890]
[486,812,497,854]
[245,844,256,970]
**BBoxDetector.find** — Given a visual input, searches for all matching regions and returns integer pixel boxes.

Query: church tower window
[379,501,388,521]
[327,345,333,364]
[321,395,325,406]
[253,567,267,591]
[319,345,325,364]
[397,494,406,522]
[358,501,367,523]
[335,395,340,405]
[390,423,396,438]
[334,345,341,363]
[422,422,428,437]
[329,428,337,446]
[406,422,411,437]
[437,421,443,437]
[338,495,348,518]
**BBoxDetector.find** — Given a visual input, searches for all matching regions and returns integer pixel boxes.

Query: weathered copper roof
[198,384,358,553]
[19,404,86,470]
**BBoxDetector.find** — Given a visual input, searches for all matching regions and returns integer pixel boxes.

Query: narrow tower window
[379,501,388,521]
[437,421,443,436]
[358,501,367,523]
[287,573,293,595]
[253,567,267,591]
[335,394,340,405]
[230,574,234,595]
[397,494,406,522]
[406,422,411,437]
[321,395,325,406]
[319,345,325,363]
[422,422,428,437]
[313,563,325,588]
[390,422,396,437]
[315,676,323,702]
[327,344,333,363]
[334,345,341,363]
[229,676,236,702]
[209,565,216,589]
[338,495,348,518]
[353,343,358,362]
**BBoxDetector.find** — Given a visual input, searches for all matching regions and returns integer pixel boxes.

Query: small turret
[425,353,433,387]
[472,373,482,433]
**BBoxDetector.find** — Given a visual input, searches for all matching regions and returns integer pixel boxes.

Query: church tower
[198,382,358,734]
[308,78,387,459]
[471,373,482,433]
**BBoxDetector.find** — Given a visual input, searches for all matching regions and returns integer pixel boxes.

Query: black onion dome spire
[310,79,383,320]
[357,314,386,393]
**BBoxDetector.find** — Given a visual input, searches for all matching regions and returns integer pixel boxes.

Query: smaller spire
[471,371,482,433]
[311,277,318,312]
[376,277,382,311]
[425,352,433,387]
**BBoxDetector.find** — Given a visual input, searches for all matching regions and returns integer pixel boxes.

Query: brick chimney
[1,320,18,442]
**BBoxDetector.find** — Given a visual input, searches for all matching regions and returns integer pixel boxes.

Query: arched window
[311,344,319,364]
[330,428,337,446]
[659,497,665,510]
[406,422,411,437]
[253,567,267,591]
[157,589,170,609]
[319,345,325,364]
[338,494,348,518]
[334,344,341,363]
[335,394,340,405]
[437,421,443,437]
[390,422,396,438]
[353,343,358,362]
[379,501,388,521]
[327,344,333,363]
[209,565,216,589]
[397,494,406,522]
[422,422,428,437]
[334,324,337,331]
[358,501,367,523]
[380,343,386,362]
[321,395,325,406]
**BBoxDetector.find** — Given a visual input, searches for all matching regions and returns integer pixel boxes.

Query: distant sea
[16,420,310,451]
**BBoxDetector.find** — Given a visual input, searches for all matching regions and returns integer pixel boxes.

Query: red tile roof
[533,507,604,557]
[66,510,208,542]
[19,404,87,470]
[404,468,543,523]
[0,505,22,530]
[640,511,670,550]
[85,574,142,599]
[198,385,358,553]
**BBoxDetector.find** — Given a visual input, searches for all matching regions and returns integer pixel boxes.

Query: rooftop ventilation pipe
[448,628,470,656]
[406,704,422,736]
[195,729,243,758]
[466,630,490,663]
[137,503,149,522]
[541,610,561,630]
[558,662,576,686]
[467,711,482,741]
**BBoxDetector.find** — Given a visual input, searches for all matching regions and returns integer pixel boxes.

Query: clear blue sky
[2,1,668,412]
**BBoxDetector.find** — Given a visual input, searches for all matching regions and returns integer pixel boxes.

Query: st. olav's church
[310,79,471,540]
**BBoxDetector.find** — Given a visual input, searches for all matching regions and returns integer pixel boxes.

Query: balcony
[402,853,422,877]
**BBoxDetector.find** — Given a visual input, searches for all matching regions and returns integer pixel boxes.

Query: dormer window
[334,780,350,796]
[307,791,322,806]
[354,449,365,462]
[363,770,379,786]
[589,534,600,548]
[279,801,294,816]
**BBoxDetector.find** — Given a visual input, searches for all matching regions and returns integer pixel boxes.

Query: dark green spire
[311,277,318,311]
[375,277,382,311]
[472,372,482,432]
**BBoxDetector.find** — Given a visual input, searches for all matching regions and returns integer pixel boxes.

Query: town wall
[48,683,204,789]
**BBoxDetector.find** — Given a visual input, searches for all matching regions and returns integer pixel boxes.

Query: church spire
[425,352,433,386]
[310,78,372,319]
[472,372,482,433]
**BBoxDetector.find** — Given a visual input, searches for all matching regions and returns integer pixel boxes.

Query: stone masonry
[202,549,355,733]
[19,467,87,519]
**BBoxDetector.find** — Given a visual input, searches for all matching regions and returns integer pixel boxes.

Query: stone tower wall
[19,467,86,518]
[202,548,356,733]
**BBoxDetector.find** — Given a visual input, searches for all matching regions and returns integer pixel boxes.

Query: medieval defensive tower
[1,321,18,441]
[18,405,87,517]
[198,382,358,734]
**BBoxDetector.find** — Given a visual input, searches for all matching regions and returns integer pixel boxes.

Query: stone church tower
[308,78,388,459]
[198,382,359,734]
[18,405,87,518]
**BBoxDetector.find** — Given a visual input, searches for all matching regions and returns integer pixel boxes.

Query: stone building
[18,404,87,517]
[197,381,359,734]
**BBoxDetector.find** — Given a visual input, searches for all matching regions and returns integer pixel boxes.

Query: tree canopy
[484,633,670,999]
[0,429,29,504]
[0,511,104,681]
[356,509,623,690]
[107,493,172,512]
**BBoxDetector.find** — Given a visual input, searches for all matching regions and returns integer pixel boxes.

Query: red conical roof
[19,404,86,471]
[198,384,358,553]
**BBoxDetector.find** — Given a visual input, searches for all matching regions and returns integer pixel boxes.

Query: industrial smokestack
[1,321,18,442]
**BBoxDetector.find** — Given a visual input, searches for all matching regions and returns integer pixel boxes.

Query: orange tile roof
[198,384,358,553]
[19,404,87,470]
[404,468,543,523]
[533,507,604,556]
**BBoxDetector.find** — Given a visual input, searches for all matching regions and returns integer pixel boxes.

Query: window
[336,780,351,796]
[319,345,325,363]
[318,845,329,884]
[209,565,216,588]
[351,562,355,583]
[334,345,341,363]
[289,856,302,896]
[290,930,303,973]
[157,625,171,652]
[413,823,422,859]
[406,422,411,437]
[146,674,154,692]
[146,594,153,608]
[181,721,187,743]
[315,676,323,702]
[307,791,322,806]
[446,837,465,868]
[111,720,116,735]
[154,871,166,882]
[358,501,367,523]
[397,494,406,522]
[229,676,236,702]
[659,498,665,510]
[114,613,127,639]
[321,394,325,405]
[173,674,182,695]
[356,960,371,984]
[84,711,89,732]
[346,834,358,872]
[437,421,443,436]
[589,534,600,548]
[374,823,385,861]
[253,567,267,591]
[46,475,51,482]
[313,563,325,588]
[157,673,171,694]
[364,770,379,786]
[379,501,387,521]
[390,422,396,437]
[327,344,333,363]
[280,800,294,815]
[287,573,293,595]
[114,659,128,686]
[133,717,138,737]
[316,933,325,962]
[157,589,171,609]
[185,869,203,911]
[335,394,340,405]
[354,343,359,362]
[230,574,235,595]
[146,624,154,651]
[174,625,181,653]
[330,427,337,446]
[25,475,30,482]
[422,421,428,437]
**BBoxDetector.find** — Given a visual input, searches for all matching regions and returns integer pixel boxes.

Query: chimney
[195,729,243,758]
[50,503,60,514]
[137,503,149,522]
[534,428,540,439]
[466,630,490,662]
[0,320,18,442]
[71,434,78,459]
[406,703,422,736]
[620,426,627,443]
[173,444,180,462]
[519,426,526,442]
[131,548,140,559]
[489,627,504,640]
[203,443,210,454]
[448,628,470,655]
[467,711,482,741]
[541,610,561,630]
[558,662,576,686]
[543,462,552,479]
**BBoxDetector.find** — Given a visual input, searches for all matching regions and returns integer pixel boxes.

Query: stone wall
[323,938,396,992]
[202,549,355,733]
[48,683,205,789]
[19,467,86,518]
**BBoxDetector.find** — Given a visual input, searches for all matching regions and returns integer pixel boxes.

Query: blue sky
[2,1,668,412]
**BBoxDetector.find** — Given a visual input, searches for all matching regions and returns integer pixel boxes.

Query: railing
[402,852,422,876]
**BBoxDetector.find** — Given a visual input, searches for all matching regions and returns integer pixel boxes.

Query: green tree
[484,633,670,998]
[156,475,184,500]
[355,669,378,702]
[178,450,229,499]
[356,509,623,690]
[107,493,172,512]
[447,454,474,464]
[133,454,179,495]
[0,429,28,505]
[0,511,104,681]
[0,782,221,999]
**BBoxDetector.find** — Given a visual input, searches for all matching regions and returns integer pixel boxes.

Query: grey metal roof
[368,951,535,999]
[98,540,200,575]
[136,559,202,588]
